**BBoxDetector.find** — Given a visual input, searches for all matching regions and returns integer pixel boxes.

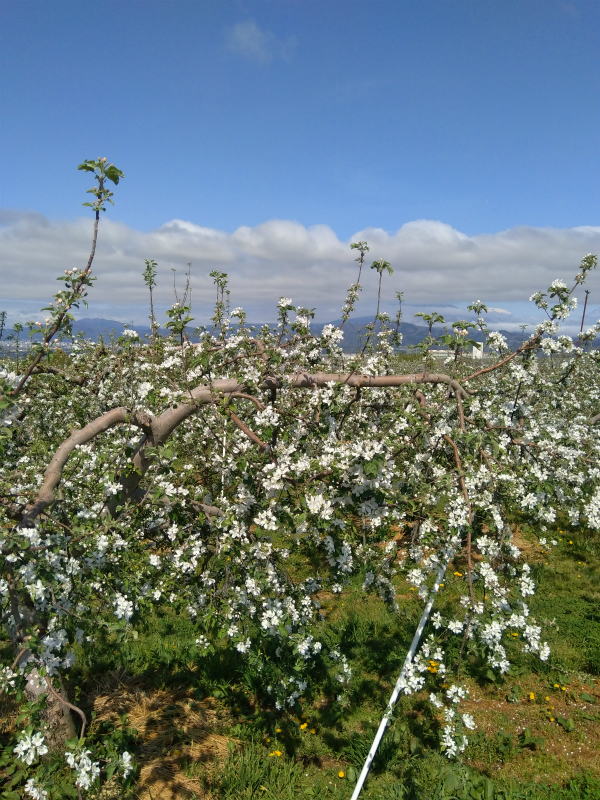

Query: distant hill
[322,315,528,351]
[71,318,154,340]
[69,316,527,352]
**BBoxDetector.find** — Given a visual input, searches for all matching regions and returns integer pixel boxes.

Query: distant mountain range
[69,316,528,352]
[325,315,527,351]
[71,318,155,340]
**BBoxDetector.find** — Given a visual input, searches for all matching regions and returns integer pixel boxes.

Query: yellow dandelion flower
[453,571,462,577]
[529,692,535,700]
[554,683,559,688]
[339,771,345,778]
[276,728,281,733]
[275,750,282,757]
[300,723,308,730]
[550,717,554,722]
[310,728,316,734]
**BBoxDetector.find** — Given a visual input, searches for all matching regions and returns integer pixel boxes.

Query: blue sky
[1,0,599,329]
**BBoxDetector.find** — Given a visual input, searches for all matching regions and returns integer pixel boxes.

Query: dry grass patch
[87,670,233,800]
[0,695,18,736]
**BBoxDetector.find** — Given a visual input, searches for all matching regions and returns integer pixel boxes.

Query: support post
[349,555,450,800]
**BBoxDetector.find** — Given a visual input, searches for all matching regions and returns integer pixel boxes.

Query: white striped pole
[349,555,450,800]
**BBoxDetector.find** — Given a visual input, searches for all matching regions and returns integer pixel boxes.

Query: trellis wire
[349,554,451,800]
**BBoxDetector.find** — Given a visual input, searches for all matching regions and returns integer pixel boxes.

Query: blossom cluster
[0,254,598,790]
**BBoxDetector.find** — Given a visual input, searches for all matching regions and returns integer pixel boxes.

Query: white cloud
[225,21,296,63]
[0,211,599,324]
[487,307,511,314]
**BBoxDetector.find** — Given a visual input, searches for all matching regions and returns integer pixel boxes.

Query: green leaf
[556,716,575,732]
[364,457,383,477]
[57,781,79,797]
[105,164,124,184]
[443,770,461,793]
[7,770,26,788]
[518,727,544,749]
[483,777,495,800]
[580,692,596,703]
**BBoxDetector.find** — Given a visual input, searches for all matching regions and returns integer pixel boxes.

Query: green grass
[105,522,600,796]
[2,520,599,799]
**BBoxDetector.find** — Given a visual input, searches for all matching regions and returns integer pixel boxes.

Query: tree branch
[443,434,475,610]
[20,370,476,527]
[463,335,541,382]
[455,391,466,432]
[227,410,268,450]
[32,364,86,385]
[20,408,150,528]
[11,208,101,397]
[45,676,87,739]
[229,392,265,410]
[189,500,224,518]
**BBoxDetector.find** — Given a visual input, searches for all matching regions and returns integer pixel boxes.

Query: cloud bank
[1,211,599,324]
